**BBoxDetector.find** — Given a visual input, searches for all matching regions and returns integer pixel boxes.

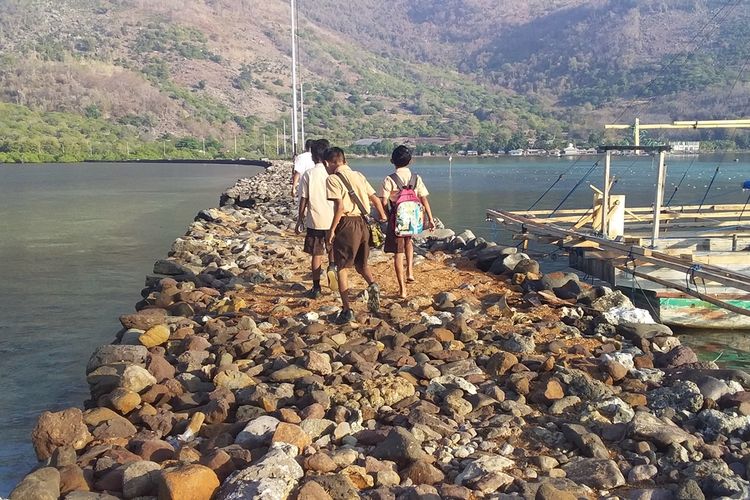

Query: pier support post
[652,150,667,248]
[602,150,611,238]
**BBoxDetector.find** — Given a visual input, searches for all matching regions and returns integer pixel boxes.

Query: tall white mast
[290,0,299,156]
[300,84,306,146]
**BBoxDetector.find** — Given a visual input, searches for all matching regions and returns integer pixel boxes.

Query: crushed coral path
[12,162,750,500]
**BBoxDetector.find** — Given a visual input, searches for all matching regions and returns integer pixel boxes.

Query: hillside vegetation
[1,0,749,161]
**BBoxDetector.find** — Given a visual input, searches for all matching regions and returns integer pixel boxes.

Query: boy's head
[311,139,330,164]
[391,145,412,168]
[304,139,314,152]
[324,147,346,173]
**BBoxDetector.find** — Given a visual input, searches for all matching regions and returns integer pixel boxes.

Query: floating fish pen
[488,145,750,330]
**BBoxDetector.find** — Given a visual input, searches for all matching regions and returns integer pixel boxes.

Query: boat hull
[659,297,750,330]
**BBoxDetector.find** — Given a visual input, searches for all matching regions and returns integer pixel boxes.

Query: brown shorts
[303,228,327,256]
[384,222,411,254]
[333,216,370,269]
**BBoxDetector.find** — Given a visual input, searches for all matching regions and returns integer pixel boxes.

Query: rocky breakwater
[12,160,750,500]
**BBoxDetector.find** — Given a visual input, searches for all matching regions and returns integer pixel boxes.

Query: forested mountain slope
[1,0,749,161]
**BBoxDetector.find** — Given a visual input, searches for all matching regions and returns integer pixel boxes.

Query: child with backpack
[379,145,434,299]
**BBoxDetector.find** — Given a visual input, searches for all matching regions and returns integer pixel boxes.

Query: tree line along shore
[11,161,750,499]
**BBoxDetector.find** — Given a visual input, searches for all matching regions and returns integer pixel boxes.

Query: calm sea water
[0,162,262,494]
[0,156,748,493]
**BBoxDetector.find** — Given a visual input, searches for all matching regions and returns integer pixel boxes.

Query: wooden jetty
[487,145,750,330]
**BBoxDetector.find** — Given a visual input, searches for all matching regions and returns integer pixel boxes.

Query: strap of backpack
[335,172,369,219]
[389,173,405,190]
[409,174,418,190]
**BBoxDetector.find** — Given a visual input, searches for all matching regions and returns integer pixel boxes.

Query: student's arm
[379,178,390,217]
[291,172,300,198]
[296,197,308,234]
[420,195,435,230]
[369,194,387,222]
[380,196,389,216]
[327,199,345,246]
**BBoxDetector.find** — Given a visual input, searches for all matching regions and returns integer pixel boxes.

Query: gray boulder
[9,468,60,500]
[561,458,625,489]
[216,442,303,500]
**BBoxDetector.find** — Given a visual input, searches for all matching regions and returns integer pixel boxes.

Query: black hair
[304,139,314,151]
[324,146,346,164]
[311,139,330,164]
[391,145,412,168]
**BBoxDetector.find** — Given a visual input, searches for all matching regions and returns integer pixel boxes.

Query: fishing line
[548,160,600,217]
[738,192,750,222]
[665,155,697,207]
[526,155,589,211]
[698,165,722,212]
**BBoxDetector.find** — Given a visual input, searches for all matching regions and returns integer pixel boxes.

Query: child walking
[379,145,434,298]
[325,147,388,323]
[296,139,332,298]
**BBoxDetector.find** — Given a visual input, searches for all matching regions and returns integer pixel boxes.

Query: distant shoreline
[0,158,273,167]
[84,158,273,168]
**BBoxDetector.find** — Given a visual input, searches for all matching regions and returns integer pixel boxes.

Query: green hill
[1,0,749,162]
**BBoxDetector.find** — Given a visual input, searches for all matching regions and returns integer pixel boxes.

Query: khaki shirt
[326,164,376,216]
[379,167,429,204]
[300,163,334,230]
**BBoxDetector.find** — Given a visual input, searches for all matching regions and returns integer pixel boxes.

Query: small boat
[659,296,750,330]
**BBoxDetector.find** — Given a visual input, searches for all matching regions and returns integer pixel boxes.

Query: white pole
[652,150,667,248]
[234,134,237,156]
[290,0,299,156]
[300,84,306,146]
[602,150,611,238]
[283,120,287,155]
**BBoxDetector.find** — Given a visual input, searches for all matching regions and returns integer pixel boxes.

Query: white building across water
[670,141,700,154]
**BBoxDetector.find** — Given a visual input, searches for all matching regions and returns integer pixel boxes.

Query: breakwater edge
[11,161,750,499]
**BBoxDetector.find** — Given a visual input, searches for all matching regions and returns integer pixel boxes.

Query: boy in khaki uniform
[325,147,387,323]
[296,139,332,298]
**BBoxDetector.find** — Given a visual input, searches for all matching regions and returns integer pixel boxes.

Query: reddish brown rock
[604,360,629,382]
[621,392,647,408]
[147,355,176,382]
[31,408,93,460]
[120,309,168,330]
[158,464,220,500]
[487,352,518,376]
[297,480,334,500]
[134,439,175,463]
[304,453,338,473]
[431,328,455,342]
[341,465,374,489]
[107,388,141,415]
[401,460,445,485]
[271,422,311,453]
[199,449,235,481]
[633,355,654,370]
[59,465,90,495]
[278,408,302,424]
[141,409,177,436]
